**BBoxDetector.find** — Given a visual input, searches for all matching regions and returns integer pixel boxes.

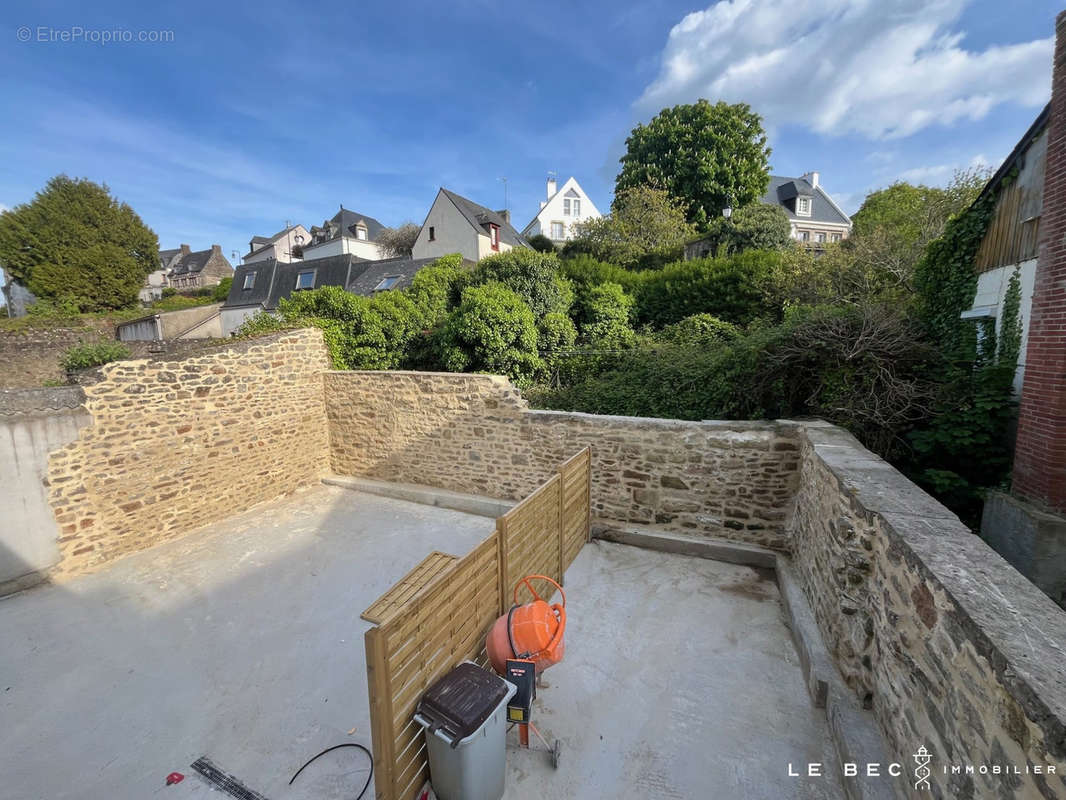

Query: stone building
[160,244,234,291]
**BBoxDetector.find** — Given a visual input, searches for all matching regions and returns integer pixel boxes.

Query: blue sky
[0,0,1059,270]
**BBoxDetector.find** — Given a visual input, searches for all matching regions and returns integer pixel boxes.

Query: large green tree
[0,175,158,311]
[615,100,771,227]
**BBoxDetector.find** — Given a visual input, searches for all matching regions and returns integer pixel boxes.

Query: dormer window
[490,224,500,251]
[356,224,368,241]
[797,196,812,216]
[563,198,571,215]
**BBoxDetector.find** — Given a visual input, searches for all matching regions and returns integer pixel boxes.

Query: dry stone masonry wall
[791,423,1066,799]
[46,329,330,575]
[325,370,801,549]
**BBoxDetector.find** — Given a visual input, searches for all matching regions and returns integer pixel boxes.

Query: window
[489,224,500,251]
[831,233,842,242]
[374,276,402,291]
[296,270,315,290]
[797,196,812,216]
[816,232,826,243]
[356,224,368,241]
[550,222,565,240]
[243,272,256,290]
[572,199,580,217]
[563,198,571,216]
[799,231,810,242]
[428,226,435,241]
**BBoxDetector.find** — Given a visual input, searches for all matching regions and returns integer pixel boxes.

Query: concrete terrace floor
[0,484,842,800]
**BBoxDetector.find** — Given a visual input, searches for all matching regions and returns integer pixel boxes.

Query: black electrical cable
[289,742,373,800]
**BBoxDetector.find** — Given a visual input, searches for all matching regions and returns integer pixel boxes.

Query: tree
[701,203,791,256]
[615,100,771,227]
[438,284,543,384]
[212,277,233,302]
[467,248,572,317]
[565,186,695,269]
[377,222,421,259]
[526,233,556,253]
[574,282,635,348]
[405,253,470,327]
[0,175,159,311]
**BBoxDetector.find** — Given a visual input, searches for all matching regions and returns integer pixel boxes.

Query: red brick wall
[1013,11,1066,509]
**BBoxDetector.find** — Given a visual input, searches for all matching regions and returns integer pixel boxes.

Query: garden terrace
[0,328,1063,799]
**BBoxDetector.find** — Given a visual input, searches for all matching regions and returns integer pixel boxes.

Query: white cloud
[897,153,995,184]
[639,0,1052,139]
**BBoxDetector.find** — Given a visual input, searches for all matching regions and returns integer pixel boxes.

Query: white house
[242,224,310,265]
[522,176,601,244]
[411,188,527,262]
[301,207,388,261]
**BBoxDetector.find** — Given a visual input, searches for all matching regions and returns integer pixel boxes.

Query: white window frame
[816,232,826,243]
[356,225,368,241]
[295,270,315,290]
[373,275,402,291]
[550,221,565,240]
[799,231,810,242]
[243,272,256,290]
[563,198,571,216]
[797,196,812,217]
[572,198,580,217]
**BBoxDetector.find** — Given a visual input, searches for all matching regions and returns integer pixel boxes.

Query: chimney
[804,171,820,188]
[179,244,191,256]
[547,176,557,199]
[497,209,510,224]
[211,244,221,255]
[1012,10,1066,512]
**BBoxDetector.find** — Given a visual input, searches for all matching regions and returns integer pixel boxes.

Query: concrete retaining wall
[0,388,89,591]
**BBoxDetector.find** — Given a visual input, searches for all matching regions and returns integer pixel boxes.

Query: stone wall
[47,329,331,575]
[324,371,801,550]
[791,422,1066,799]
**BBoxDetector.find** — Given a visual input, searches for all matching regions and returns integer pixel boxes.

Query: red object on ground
[166,772,185,786]
[486,575,566,675]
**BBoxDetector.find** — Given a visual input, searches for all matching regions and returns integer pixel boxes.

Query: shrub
[635,250,781,328]
[526,233,556,253]
[61,341,131,371]
[438,283,542,384]
[212,277,233,301]
[405,253,470,327]
[574,282,635,348]
[537,311,578,370]
[468,249,572,317]
[654,314,739,345]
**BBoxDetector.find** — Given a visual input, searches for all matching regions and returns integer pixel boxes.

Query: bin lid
[415,662,508,745]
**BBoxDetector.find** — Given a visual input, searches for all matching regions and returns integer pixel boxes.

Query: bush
[574,282,635,348]
[437,283,542,385]
[635,250,780,328]
[526,234,556,253]
[27,296,85,318]
[537,311,578,370]
[468,249,572,317]
[212,277,233,301]
[654,314,739,345]
[405,253,470,327]
[61,341,131,371]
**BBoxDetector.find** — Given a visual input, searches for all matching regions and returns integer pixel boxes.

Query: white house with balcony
[301,207,388,261]
[522,176,601,245]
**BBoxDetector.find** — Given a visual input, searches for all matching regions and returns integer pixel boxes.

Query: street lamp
[722,197,733,220]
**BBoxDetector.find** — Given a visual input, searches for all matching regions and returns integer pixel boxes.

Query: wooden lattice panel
[360,551,459,624]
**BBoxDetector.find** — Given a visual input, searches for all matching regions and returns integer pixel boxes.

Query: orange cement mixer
[486,575,566,676]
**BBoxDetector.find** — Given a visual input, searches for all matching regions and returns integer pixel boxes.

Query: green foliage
[537,311,578,370]
[700,203,792,256]
[212,277,233,301]
[161,287,177,298]
[526,234,556,253]
[615,100,771,227]
[27,296,85,318]
[438,284,542,384]
[653,314,739,345]
[150,294,217,312]
[61,341,131,371]
[574,282,635,348]
[558,254,644,296]
[405,253,470,326]
[468,248,572,317]
[0,175,158,311]
[565,186,695,269]
[377,222,421,259]
[635,250,780,328]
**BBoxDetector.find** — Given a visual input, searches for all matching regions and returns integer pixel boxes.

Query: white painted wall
[412,192,480,262]
[301,236,385,261]
[221,306,267,337]
[965,258,1038,394]
[523,177,601,242]
[243,225,310,265]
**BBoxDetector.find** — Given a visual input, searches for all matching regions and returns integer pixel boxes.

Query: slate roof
[159,248,182,270]
[346,256,472,296]
[440,189,527,248]
[762,176,851,226]
[224,254,367,311]
[169,248,214,275]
